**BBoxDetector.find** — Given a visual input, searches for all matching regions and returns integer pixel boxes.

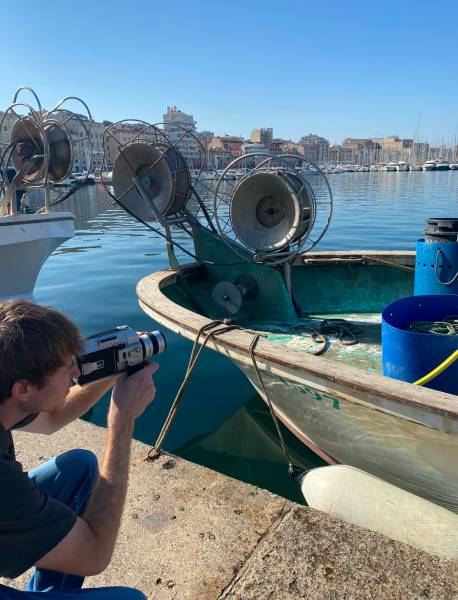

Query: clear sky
[1,0,457,145]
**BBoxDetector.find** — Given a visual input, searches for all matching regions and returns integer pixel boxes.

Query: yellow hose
[414,349,458,386]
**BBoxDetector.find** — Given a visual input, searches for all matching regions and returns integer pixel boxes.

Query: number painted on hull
[267,372,341,410]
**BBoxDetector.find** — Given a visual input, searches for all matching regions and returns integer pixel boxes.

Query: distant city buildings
[195,130,214,165]
[163,106,200,167]
[1,105,456,173]
[210,135,244,153]
[340,136,430,164]
[371,136,413,152]
[0,111,16,146]
[280,141,304,155]
[89,120,105,172]
[269,138,288,155]
[342,138,380,164]
[300,134,329,162]
[242,141,268,154]
[105,122,143,168]
[207,136,244,169]
[197,130,214,140]
[208,147,232,169]
[251,128,273,147]
[328,144,353,163]
[342,138,378,153]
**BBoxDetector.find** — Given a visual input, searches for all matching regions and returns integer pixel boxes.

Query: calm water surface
[35,171,458,503]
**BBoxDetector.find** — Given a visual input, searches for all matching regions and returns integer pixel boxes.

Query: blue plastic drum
[415,239,458,295]
[382,294,458,395]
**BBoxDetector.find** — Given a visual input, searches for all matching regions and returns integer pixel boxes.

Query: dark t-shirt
[0,419,76,579]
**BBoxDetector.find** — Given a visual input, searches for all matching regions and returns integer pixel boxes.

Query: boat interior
[161,227,415,375]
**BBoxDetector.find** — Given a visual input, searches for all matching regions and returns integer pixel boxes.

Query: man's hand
[36,360,160,577]
[109,361,159,424]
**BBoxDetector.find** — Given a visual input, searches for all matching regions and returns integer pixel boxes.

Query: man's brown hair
[0,300,84,403]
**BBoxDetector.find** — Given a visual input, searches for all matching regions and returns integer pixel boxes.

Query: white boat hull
[236,359,458,511]
[0,212,74,301]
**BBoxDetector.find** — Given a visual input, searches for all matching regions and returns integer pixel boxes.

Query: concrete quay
[2,420,457,599]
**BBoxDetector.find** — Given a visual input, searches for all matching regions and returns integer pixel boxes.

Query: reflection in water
[52,185,113,230]
[176,394,326,504]
[56,245,102,254]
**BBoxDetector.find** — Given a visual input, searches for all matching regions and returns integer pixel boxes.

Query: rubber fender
[301,465,458,561]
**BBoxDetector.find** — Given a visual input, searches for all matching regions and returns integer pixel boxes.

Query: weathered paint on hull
[234,360,458,512]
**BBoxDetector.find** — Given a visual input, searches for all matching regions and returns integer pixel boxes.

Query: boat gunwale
[137,251,458,422]
[0,211,75,226]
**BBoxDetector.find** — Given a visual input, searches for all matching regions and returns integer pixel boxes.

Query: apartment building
[300,134,329,162]
[251,127,273,147]
[163,106,200,167]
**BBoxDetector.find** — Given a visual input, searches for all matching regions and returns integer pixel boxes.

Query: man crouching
[0,299,158,599]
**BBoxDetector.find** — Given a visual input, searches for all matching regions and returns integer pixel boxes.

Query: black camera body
[76,325,166,386]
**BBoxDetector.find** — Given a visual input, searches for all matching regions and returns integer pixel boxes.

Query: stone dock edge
[1,420,456,599]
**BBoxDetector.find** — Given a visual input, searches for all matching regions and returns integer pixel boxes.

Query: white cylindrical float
[301,465,458,561]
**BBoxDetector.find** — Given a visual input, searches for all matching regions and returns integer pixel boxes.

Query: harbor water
[34,170,458,504]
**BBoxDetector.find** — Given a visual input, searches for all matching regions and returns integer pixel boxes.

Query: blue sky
[1,0,457,145]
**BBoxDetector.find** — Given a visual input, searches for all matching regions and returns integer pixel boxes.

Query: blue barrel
[415,239,458,295]
[382,294,458,394]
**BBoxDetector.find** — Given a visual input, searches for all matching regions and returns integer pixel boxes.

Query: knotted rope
[310,318,361,355]
[146,319,239,461]
[408,316,458,335]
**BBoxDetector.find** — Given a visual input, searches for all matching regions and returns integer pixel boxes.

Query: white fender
[301,465,458,561]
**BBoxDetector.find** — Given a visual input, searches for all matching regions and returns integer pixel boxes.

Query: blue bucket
[382,294,458,395]
[415,239,458,295]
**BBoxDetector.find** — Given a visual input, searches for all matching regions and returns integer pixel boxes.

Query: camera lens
[139,331,167,357]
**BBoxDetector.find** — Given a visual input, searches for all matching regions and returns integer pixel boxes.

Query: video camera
[76,325,166,386]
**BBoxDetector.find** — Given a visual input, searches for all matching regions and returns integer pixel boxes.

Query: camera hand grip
[126,363,144,376]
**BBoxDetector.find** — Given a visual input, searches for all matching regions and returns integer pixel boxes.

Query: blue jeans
[0,449,146,600]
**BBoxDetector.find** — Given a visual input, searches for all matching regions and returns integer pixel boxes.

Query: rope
[310,331,328,355]
[146,320,306,483]
[407,317,458,335]
[435,249,458,286]
[249,335,304,482]
[145,315,362,466]
[145,319,239,460]
[310,318,361,354]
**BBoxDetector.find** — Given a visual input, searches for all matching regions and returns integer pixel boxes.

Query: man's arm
[20,377,118,435]
[34,361,159,576]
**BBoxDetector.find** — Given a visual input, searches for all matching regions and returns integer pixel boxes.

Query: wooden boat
[137,227,458,512]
